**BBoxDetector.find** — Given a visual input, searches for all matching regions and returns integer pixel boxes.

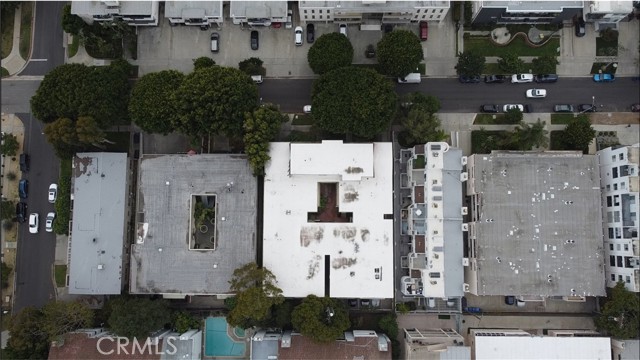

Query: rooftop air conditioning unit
[461,207,468,215]
[462,258,469,266]
[463,283,470,292]
[460,172,468,182]
[461,156,468,166]
[97,264,104,270]
[461,223,468,231]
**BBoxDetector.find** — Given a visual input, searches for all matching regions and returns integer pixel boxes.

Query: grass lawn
[68,34,79,58]
[464,35,560,57]
[19,1,33,60]
[595,37,618,56]
[1,5,15,59]
[550,113,576,125]
[471,130,511,154]
[105,131,130,152]
[54,264,67,287]
[550,130,568,150]
[590,62,618,75]
[483,62,532,75]
[413,155,426,169]
[1,67,9,77]
[291,114,314,125]
[474,113,512,125]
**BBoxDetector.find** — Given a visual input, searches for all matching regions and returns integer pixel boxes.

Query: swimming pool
[204,317,246,357]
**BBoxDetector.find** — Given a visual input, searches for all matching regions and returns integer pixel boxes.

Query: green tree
[1,132,20,156]
[5,307,49,360]
[307,33,354,75]
[377,30,424,78]
[563,114,595,152]
[239,57,266,76]
[1,2,20,13]
[243,104,288,176]
[41,301,94,339]
[61,4,86,35]
[595,282,640,338]
[312,67,397,138]
[1,261,12,288]
[498,52,526,74]
[44,118,81,159]
[455,51,486,76]
[508,120,549,150]
[76,116,109,147]
[227,262,284,329]
[129,70,185,135]
[193,57,216,71]
[31,64,89,123]
[108,297,172,339]
[1,200,15,221]
[291,295,350,343]
[400,92,441,116]
[173,66,259,139]
[172,311,202,333]
[378,313,398,339]
[401,106,448,147]
[531,55,558,74]
[503,107,523,124]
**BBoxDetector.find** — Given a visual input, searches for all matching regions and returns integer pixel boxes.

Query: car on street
[575,18,586,37]
[554,104,575,113]
[294,26,303,46]
[459,75,480,83]
[210,32,219,53]
[16,202,27,223]
[48,183,58,203]
[484,75,505,83]
[19,179,28,199]
[526,89,547,98]
[480,104,499,113]
[250,30,259,50]
[306,23,314,43]
[578,104,597,112]
[20,153,30,172]
[28,213,39,234]
[632,104,640,112]
[535,74,559,83]
[593,73,615,82]
[511,74,534,83]
[303,105,312,113]
[505,296,515,305]
[503,104,525,112]
[251,75,263,84]
[45,212,56,233]
[419,21,428,41]
[339,23,347,37]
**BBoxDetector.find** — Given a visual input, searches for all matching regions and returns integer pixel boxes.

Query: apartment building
[470,1,583,25]
[584,0,635,31]
[164,1,223,28]
[298,1,450,25]
[230,1,288,26]
[71,0,159,26]
[402,328,469,360]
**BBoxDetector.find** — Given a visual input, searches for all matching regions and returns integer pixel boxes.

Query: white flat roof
[475,336,611,360]
[263,141,394,298]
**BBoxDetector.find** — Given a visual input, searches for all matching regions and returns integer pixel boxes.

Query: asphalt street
[12,113,59,313]
[19,1,65,76]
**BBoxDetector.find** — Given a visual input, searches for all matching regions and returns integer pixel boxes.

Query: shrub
[54,159,72,235]
[1,261,12,288]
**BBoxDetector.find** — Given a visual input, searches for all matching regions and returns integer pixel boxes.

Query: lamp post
[325,306,334,324]
[592,96,595,107]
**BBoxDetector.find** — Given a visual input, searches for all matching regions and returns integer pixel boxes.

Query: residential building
[402,328,470,360]
[465,151,605,299]
[263,141,393,299]
[470,1,583,24]
[584,0,635,31]
[68,153,128,295]
[469,329,611,360]
[164,1,223,27]
[597,144,639,292]
[612,339,640,360]
[230,1,288,26]
[400,143,466,308]
[251,330,391,360]
[130,154,256,297]
[71,0,159,26]
[298,1,450,25]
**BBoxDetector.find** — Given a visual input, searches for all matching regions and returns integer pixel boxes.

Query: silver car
[45,212,56,233]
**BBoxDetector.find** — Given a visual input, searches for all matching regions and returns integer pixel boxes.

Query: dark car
[419,21,428,41]
[16,202,27,223]
[632,104,640,112]
[19,179,28,199]
[505,296,515,305]
[210,32,219,52]
[554,104,575,113]
[484,75,505,83]
[306,23,315,43]
[384,24,393,34]
[465,307,482,313]
[250,30,259,50]
[578,104,597,113]
[19,153,30,172]
[575,18,586,37]
[481,104,499,113]
[459,75,480,83]
[534,74,559,83]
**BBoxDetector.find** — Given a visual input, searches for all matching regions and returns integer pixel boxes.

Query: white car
[48,183,58,203]
[29,213,39,234]
[294,26,303,46]
[503,104,524,112]
[526,89,547,98]
[303,105,312,113]
[511,74,534,83]
[339,23,347,37]
[251,75,263,84]
[45,212,56,233]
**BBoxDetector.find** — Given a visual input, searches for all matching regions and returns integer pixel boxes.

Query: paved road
[1,79,41,114]
[19,1,65,76]
[13,113,60,313]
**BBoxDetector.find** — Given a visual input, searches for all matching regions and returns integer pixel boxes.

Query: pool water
[204,317,246,357]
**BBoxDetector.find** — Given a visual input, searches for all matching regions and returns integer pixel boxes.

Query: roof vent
[97,264,104,270]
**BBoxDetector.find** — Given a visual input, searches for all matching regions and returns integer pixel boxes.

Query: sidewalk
[0,4,27,76]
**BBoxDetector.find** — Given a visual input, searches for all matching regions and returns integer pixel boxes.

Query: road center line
[29,59,48,62]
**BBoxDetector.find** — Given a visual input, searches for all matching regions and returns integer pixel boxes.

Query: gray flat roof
[469,152,605,296]
[164,1,223,18]
[130,154,256,295]
[68,153,128,295]
[71,1,155,16]
[300,1,449,9]
[230,1,287,18]
[482,1,583,12]
[442,147,464,297]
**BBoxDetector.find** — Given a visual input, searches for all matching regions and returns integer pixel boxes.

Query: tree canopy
[401,106,448,147]
[129,70,185,135]
[503,108,524,124]
[312,67,397,138]
[173,66,259,139]
[455,51,486,76]
[193,57,216,71]
[562,114,596,152]
[291,295,350,343]
[107,297,172,339]
[243,104,287,176]
[0,132,20,156]
[498,52,526,74]
[531,55,558,74]
[376,30,424,78]
[508,120,548,150]
[307,33,354,75]
[61,4,86,35]
[596,282,640,338]
[239,57,266,76]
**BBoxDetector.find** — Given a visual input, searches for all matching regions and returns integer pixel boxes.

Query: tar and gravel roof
[467,151,605,296]
[130,154,256,295]
[474,335,611,360]
[263,141,393,299]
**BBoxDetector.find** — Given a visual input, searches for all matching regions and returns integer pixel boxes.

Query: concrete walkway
[1,4,27,75]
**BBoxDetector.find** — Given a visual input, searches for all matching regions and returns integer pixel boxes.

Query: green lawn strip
[1,6,15,59]
[104,131,131,152]
[550,113,576,125]
[595,37,618,56]
[68,35,79,58]
[483,62,532,75]
[54,264,67,287]
[590,62,618,75]
[413,155,426,169]
[19,1,33,60]
[471,129,511,154]
[291,114,314,125]
[1,67,9,77]
[474,113,511,125]
[53,159,72,235]
[464,36,560,57]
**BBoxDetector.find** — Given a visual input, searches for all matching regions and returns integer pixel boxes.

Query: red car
[419,21,428,41]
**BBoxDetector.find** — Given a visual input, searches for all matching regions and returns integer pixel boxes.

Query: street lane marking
[29,59,48,61]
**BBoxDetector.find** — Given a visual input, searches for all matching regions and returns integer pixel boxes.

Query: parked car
[459,75,480,83]
[526,89,547,98]
[503,104,525,112]
[250,30,259,50]
[484,75,505,83]
[505,296,516,305]
[575,18,586,37]
[303,105,312,113]
[16,202,27,223]
[19,179,28,199]
[511,74,534,83]
[593,73,615,82]
[465,307,482,313]
[419,21,428,41]
[578,104,597,112]
[210,32,219,52]
[554,104,575,113]
[19,153,30,172]
[294,26,303,46]
[306,23,315,43]
[535,74,558,83]
[631,104,640,112]
[251,75,263,84]
[48,183,58,203]
[28,213,39,234]
[481,104,499,113]
[339,23,347,37]
[398,73,421,84]
[45,212,56,233]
